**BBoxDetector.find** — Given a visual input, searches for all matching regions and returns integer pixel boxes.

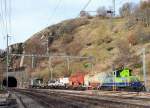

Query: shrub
[54,19,89,37]
[107,47,114,51]
[127,1,150,28]
[97,36,112,45]
[128,30,150,45]
[62,34,74,44]
[137,32,150,44]
[128,32,138,45]
[140,1,150,10]
[65,41,83,55]
[113,40,131,67]
[25,38,46,54]
[80,11,91,18]
[119,2,135,17]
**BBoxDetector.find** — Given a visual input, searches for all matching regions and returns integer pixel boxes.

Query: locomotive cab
[101,68,145,91]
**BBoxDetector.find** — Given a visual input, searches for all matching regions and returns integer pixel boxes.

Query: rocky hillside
[3,1,150,81]
[20,15,150,80]
[0,49,6,84]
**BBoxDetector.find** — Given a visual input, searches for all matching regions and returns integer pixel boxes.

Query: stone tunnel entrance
[3,76,17,87]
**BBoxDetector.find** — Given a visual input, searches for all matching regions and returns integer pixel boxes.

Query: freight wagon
[68,68,144,91]
[30,68,145,92]
[69,72,86,90]
[30,78,43,88]
[84,72,108,89]
[47,78,69,89]
[59,77,69,88]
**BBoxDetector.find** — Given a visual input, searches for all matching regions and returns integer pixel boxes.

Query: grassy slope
[24,16,150,81]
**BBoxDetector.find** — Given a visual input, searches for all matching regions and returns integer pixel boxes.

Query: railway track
[36,89,150,107]
[34,89,150,102]
[10,89,45,108]
[14,89,150,108]
[14,89,88,108]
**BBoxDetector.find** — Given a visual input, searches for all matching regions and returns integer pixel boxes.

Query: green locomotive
[101,68,145,91]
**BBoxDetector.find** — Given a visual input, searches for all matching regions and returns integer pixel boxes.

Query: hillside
[20,16,150,81]
[0,49,6,86]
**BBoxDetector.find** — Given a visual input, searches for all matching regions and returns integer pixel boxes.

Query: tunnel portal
[3,76,17,87]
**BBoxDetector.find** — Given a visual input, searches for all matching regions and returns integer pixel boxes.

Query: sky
[0,0,140,49]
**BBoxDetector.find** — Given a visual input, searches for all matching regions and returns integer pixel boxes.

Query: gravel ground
[13,89,150,108]
[12,92,45,108]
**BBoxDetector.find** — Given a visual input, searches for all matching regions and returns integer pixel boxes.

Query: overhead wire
[4,0,8,34]
[2,0,11,35]
[8,0,12,45]
[77,0,92,17]
[0,0,7,49]
[116,0,124,6]
[49,0,92,24]
[116,0,130,7]
[81,0,92,11]
[8,0,12,34]
[0,0,12,49]
[49,0,62,23]
[0,0,6,37]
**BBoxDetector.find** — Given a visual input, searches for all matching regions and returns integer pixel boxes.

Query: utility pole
[30,54,34,86]
[48,56,53,80]
[112,65,116,91]
[47,37,52,81]
[66,57,70,74]
[108,0,115,30]
[6,34,9,88]
[46,40,49,55]
[142,48,148,91]
[31,55,35,68]
[112,0,116,91]
[47,35,55,81]
[127,0,130,30]
[113,0,115,17]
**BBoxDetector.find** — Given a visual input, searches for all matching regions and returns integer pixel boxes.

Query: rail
[14,89,150,108]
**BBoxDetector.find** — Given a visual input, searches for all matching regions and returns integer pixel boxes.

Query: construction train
[30,68,145,91]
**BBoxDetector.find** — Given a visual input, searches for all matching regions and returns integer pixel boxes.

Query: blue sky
[0,0,140,49]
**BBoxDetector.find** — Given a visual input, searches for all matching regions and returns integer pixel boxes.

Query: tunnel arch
[3,76,17,87]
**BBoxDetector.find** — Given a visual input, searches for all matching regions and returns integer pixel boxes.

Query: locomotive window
[129,69,132,76]
[115,70,121,77]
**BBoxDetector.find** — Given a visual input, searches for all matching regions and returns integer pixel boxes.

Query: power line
[116,0,131,7]
[81,0,92,11]
[0,0,6,36]
[116,0,125,6]
[4,0,8,34]
[76,0,92,17]
[8,0,12,34]
[0,0,12,47]
[113,0,115,16]
[49,0,62,23]
[0,0,11,35]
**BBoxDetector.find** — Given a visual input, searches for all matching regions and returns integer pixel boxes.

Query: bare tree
[130,1,150,27]
[140,1,150,27]
[24,38,46,55]
[96,6,107,17]
[80,11,90,17]
[119,2,135,17]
